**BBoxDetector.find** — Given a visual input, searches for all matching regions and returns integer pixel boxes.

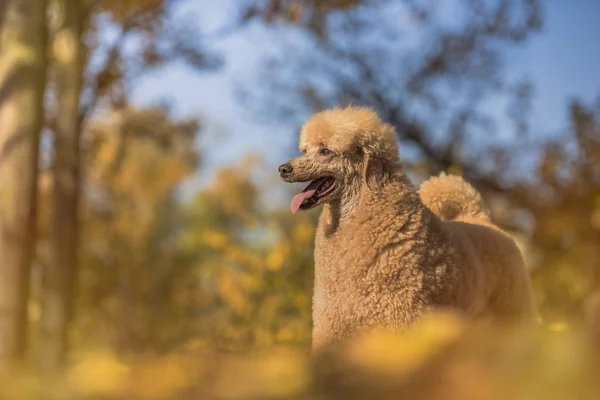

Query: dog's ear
[363,152,385,191]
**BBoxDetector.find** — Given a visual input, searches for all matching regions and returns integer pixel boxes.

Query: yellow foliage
[293,219,315,243]
[345,311,465,375]
[5,315,600,400]
[67,350,130,396]
[211,167,258,217]
[126,357,191,399]
[219,272,250,314]
[548,321,570,332]
[266,246,287,271]
[214,350,308,399]
[201,230,229,250]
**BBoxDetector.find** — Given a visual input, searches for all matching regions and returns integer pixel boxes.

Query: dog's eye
[320,148,332,156]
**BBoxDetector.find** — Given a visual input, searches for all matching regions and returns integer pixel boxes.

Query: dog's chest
[311,209,455,344]
[312,218,406,334]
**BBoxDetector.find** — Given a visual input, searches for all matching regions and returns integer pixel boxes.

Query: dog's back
[420,173,537,321]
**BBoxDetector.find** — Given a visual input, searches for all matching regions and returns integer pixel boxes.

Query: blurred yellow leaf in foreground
[67,350,130,396]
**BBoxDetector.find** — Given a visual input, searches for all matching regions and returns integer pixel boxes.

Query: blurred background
[1,0,600,396]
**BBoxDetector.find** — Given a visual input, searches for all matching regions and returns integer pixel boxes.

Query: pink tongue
[290,190,317,215]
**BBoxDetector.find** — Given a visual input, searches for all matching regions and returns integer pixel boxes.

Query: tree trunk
[37,0,83,370]
[0,0,47,366]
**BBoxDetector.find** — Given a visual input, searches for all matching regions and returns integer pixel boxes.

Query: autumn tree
[37,0,85,370]
[38,116,316,354]
[238,1,546,237]
[179,160,316,350]
[0,0,47,366]
[36,0,223,368]
[240,0,543,207]
[34,106,200,354]
[242,0,541,179]
[526,98,600,321]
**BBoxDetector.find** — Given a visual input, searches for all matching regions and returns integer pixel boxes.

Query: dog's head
[279,106,399,214]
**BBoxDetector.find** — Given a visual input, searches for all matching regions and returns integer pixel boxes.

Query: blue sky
[130,0,600,194]
[507,0,600,132]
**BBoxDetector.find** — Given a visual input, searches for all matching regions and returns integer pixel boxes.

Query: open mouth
[290,177,339,215]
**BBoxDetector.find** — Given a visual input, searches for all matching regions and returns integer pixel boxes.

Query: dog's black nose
[279,163,293,177]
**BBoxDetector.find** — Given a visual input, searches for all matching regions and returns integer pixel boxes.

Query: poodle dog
[279,106,536,351]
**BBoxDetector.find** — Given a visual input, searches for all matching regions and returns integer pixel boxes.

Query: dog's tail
[419,172,491,223]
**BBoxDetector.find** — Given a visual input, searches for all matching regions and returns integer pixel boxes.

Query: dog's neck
[322,170,429,236]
